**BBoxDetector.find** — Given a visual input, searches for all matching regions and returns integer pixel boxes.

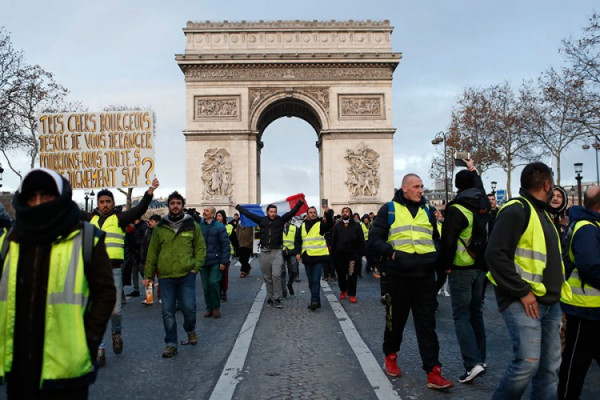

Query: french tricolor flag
[239,193,308,227]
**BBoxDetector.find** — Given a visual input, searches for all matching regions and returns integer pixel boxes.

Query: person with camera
[441,158,490,384]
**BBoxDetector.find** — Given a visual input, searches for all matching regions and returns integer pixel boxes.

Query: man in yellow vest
[558,185,600,400]
[282,219,299,297]
[296,205,334,310]
[80,177,159,365]
[486,162,571,400]
[441,159,489,384]
[0,168,115,399]
[370,173,454,390]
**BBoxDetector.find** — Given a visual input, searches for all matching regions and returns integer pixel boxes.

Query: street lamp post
[582,143,600,185]
[574,163,583,206]
[89,190,95,211]
[432,131,448,206]
[491,181,497,196]
[84,189,90,212]
[0,162,4,188]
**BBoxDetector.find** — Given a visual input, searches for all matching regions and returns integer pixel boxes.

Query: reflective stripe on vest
[301,222,329,256]
[387,202,436,254]
[487,197,572,300]
[226,224,234,255]
[360,222,369,241]
[561,220,600,308]
[283,225,297,251]
[91,214,124,260]
[0,230,95,386]
[451,203,475,267]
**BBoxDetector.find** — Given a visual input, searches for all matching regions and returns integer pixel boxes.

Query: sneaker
[349,296,357,303]
[427,366,454,390]
[187,332,198,346]
[458,364,485,384]
[141,299,153,305]
[128,290,140,297]
[274,299,283,309]
[267,298,273,306]
[340,291,347,300]
[308,302,321,311]
[384,353,402,377]
[162,346,178,358]
[112,332,123,354]
[212,308,221,318]
[96,348,106,367]
[287,283,294,296]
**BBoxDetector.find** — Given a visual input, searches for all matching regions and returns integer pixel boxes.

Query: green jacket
[145,215,206,279]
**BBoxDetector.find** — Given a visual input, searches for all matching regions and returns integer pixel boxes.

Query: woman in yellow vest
[0,168,115,399]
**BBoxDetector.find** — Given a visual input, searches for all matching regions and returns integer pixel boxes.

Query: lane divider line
[209,283,267,400]
[321,280,402,400]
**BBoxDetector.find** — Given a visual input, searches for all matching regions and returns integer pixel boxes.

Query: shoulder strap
[81,222,96,273]
[0,228,13,282]
[387,201,395,226]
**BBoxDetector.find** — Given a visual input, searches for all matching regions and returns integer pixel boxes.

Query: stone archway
[176,20,401,215]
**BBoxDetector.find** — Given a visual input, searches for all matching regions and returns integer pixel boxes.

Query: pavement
[89,258,600,400]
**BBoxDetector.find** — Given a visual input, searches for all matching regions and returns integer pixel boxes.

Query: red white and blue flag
[239,193,308,227]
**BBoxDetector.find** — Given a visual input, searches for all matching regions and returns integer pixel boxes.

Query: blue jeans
[492,300,562,400]
[99,267,123,350]
[159,273,197,347]
[304,262,323,305]
[448,268,486,369]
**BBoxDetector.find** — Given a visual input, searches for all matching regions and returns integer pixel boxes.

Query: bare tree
[523,67,589,184]
[487,82,539,197]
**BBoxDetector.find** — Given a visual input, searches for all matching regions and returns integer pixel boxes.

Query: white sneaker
[458,364,485,383]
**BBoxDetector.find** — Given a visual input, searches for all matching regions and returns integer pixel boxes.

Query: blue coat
[199,219,231,266]
[562,205,600,321]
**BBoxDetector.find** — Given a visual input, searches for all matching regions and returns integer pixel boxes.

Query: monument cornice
[176,52,401,62]
[184,19,394,32]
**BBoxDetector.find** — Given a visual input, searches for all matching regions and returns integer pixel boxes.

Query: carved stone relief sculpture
[345,143,380,197]
[194,96,240,120]
[338,94,384,119]
[201,148,233,199]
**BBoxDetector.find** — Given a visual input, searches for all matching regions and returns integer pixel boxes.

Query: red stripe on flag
[286,193,308,215]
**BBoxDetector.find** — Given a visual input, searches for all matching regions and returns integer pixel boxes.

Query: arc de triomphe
[175,20,401,215]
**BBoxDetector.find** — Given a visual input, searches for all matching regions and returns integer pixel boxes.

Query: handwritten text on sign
[37,111,155,189]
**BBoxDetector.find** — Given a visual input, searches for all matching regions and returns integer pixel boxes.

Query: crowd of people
[0,161,599,399]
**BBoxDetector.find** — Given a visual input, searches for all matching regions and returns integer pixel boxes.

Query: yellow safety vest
[283,225,297,251]
[0,229,97,387]
[487,197,572,300]
[301,221,329,257]
[91,214,125,260]
[225,224,234,255]
[360,222,369,241]
[387,202,436,254]
[451,204,475,267]
[561,220,600,308]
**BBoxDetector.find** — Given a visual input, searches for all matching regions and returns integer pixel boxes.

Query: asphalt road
[89,258,600,400]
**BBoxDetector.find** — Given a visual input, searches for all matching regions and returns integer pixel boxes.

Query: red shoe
[340,291,347,300]
[349,296,357,303]
[427,366,454,390]
[384,353,402,377]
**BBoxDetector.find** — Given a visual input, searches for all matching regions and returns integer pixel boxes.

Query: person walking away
[486,162,572,400]
[296,205,334,311]
[126,218,148,297]
[441,159,490,383]
[236,222,254,277]
[80,178,159,365]
[0,168,115,399]
[199,207,230,317]
[234,198,305,308]
[370,173,454,390]
[331,207,365,303]
[558,186,600,400]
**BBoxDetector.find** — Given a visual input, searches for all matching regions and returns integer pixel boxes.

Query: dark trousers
[558,314,600,400]
[323,259,336,278]
[383,273,441,373]
[333,253,358,296]
[219,261,230,294]
[238,247,252,273]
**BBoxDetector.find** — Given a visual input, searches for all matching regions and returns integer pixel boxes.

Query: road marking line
[321,280,402,400]
[209,283,267,400]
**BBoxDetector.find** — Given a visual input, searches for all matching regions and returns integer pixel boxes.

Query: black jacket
[485,189,563,311]
[370,189,440,279]
[330,219,365,260]
[236,201,303,250]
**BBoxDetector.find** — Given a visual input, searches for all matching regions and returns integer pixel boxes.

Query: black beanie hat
[18,168,63,202]
[455,170,476,191]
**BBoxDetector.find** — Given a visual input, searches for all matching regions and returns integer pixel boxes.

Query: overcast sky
[2,0,599,207]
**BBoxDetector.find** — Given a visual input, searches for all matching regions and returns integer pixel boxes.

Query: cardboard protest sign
[37,111,155,189]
